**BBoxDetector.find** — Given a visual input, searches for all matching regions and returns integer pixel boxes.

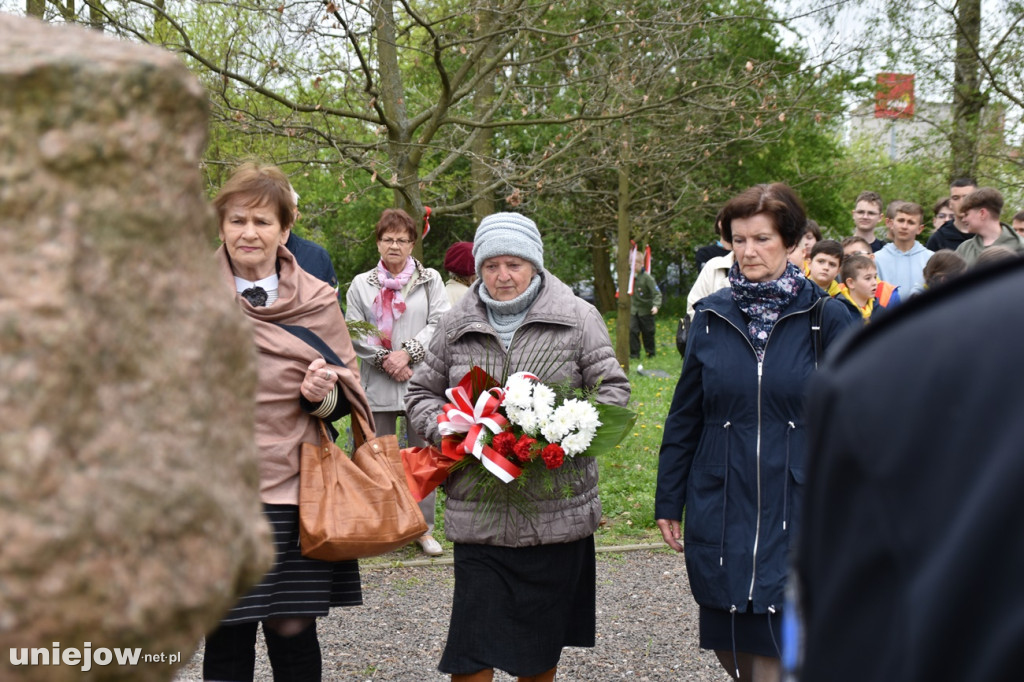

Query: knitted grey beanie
[473,212,545,275]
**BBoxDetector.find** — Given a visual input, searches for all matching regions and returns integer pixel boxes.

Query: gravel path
[174,546,730,681]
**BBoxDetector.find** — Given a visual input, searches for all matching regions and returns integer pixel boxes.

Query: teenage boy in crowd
[840,236,901,307]
[807,239,844,296]
[1012,210,1024,237]
[851,191,887,252]
[955,187,1024,266]
[874,202,933,294]
[835,254,882,323]
[930,197,956,240]
[926,178,976,251]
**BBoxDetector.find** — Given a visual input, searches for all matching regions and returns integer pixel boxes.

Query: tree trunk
[373,0,424,255]
[592,228,615,313]
[471,9,498,224]
[615,156,632,370]
[951,0,983,181]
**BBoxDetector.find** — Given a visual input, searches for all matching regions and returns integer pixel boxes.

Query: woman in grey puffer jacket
[406,212,630,682]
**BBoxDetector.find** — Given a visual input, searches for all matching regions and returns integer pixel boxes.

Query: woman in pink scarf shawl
[204,163,374,681]
[345,208,450,556]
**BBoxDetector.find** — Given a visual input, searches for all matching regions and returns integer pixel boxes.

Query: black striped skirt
[219,504,361,625]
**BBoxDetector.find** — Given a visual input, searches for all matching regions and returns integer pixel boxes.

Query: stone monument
[0,14,273,681]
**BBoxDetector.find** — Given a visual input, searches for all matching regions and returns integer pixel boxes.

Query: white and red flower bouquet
[402,366,636,509]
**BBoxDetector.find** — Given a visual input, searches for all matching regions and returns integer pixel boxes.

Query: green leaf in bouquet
[584,404,638,458]
[345,319,384,342]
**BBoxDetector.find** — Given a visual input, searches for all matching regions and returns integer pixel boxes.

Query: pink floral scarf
[372,257,415,349]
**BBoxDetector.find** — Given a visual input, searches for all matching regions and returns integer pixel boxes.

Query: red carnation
[513,435,538,463]
[491,431,517,457]
[541,443,565,469]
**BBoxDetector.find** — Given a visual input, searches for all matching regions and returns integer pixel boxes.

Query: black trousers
[630,313,656,357]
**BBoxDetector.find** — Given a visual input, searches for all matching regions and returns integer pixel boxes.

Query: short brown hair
[212,162,295,230]
[841,254,876,284]
[896,202,924,219]
[885,200,905,220]
[375,208,417,242]
[841,235,872,253]
[810,239,843,263]
[959,187,1004,218]
[933,197,952,215]
[805,219,823,241]
[855,191,883,212]
[720,183,807,249]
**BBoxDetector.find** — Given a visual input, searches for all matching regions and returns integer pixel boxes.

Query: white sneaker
[417,535,443,556]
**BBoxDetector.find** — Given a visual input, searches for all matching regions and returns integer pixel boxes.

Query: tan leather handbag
[299,411,427,561]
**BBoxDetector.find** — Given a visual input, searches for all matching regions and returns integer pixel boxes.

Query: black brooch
[241,286,268,307]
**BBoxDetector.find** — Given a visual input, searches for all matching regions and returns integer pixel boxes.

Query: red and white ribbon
[505,371,539,386]
[437,377,519,482]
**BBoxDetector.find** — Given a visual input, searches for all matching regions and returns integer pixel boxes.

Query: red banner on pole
[875,73,915,119]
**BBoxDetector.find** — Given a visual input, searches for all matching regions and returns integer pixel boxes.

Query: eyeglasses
[379,238,413,246]
[846,250,871,257]
[854,210,880,217]
[936,212,955,221]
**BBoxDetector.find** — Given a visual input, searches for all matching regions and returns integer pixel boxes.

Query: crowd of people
[204,161,1023,681]
[685,179,1024,332]
[661,178,1024,681]
[205,162,629,681]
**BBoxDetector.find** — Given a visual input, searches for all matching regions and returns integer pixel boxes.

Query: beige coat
[405,272,630,547]
[345,260,450,412]
[217,245,372,504]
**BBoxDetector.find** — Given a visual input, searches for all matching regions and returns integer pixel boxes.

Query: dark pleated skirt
[699,603,783,658]
[219,504,361,625]
[439,536,596,677]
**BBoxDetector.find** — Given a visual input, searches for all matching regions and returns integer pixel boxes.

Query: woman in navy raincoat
[655,183,855,681]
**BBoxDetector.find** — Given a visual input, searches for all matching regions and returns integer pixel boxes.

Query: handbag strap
[349,407,375,449]
[276,322,348,442]
[276,322,345,367]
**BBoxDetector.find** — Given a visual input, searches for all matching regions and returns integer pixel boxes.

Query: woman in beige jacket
[345,208,450,555]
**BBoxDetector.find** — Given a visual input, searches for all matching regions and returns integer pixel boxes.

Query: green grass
[595,314,681,546]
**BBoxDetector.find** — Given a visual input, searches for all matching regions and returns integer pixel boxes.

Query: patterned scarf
[372,257,415,349]
[728,261,804,360]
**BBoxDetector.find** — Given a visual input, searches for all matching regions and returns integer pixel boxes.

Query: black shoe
[647,353,656,358]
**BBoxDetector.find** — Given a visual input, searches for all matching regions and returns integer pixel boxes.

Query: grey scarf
[479,274,543,349]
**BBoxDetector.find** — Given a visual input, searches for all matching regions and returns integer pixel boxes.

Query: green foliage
[832,137,953,238]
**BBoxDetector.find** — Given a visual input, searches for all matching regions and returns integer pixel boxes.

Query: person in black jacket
[792,257,1024,682]
[656,183,855,682]
[695,212,731,274]
[925,178,976,252]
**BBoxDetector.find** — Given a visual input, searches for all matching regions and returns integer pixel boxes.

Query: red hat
[443,241,475,277]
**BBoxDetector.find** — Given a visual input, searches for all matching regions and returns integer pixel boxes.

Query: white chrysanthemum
[505,405,526,426]
[556,399,590,429]
[571,402,601,431]
[531,383,556,418]
[560,431,590,457]
[541,407,575,443]
[503,375,534,410]
[517,409,541,435]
